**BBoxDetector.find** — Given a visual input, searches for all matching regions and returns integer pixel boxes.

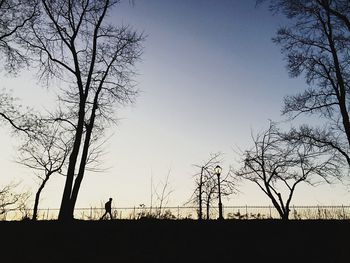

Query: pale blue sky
[0,0,349,209]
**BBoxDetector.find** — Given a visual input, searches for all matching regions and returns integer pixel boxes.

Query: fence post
[177,206,180,219]
[269,206,271,219]
[245,205,248,219]
[342,205,345,219]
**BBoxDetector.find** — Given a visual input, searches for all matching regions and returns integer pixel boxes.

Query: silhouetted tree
[4,101,111,221]
[202,172,217,220]
[187,153,221,220]
[261,0,350,169]
[0,182,31,219]
[204,166,236,220]
[16,0,144,220]
[152,170,174,218]
[235,122,341,220]
[17,120,72,220]
[188,153,237,220]
[0,94,74,221]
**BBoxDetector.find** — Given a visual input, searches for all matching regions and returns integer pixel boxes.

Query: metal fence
[1,205,350,221]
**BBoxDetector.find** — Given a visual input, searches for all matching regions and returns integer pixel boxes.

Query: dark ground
[0,219,349,263]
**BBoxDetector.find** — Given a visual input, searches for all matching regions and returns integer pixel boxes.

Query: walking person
[101,198,113,220]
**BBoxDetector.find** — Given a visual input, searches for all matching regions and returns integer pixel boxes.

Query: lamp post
[214,165,223,220]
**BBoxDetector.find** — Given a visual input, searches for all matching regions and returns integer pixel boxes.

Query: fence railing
[1,205,350,221]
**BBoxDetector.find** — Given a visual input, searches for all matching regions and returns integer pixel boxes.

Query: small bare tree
[0,182,31,220]
[203,167,236,220]
[187,153,221,220]
[17,120,72,220]
[152,170,174,219]
[188,153,237,220]
[236,122,341,220]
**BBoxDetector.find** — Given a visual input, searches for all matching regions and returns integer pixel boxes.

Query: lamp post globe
[214,165,224,220]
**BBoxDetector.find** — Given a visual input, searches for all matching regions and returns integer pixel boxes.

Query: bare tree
[0,90,59,221]
[260,0,350,168]
[0,0,38,71]
[235,122,341,220]
[203,166,236,220]
[187,153,221,220]
[0,94,75,220]
[152,170,174,219]
[0,182,31,219]
[17,120,72,220]
[187,153,237,220]
[17,0,144,220]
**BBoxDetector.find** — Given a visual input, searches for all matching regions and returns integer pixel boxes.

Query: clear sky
[0,0,349,210]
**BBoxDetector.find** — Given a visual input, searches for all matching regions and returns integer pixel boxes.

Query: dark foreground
[1,219,349,263]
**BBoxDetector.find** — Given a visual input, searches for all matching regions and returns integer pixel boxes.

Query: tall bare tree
[17,0,144,220]
[260,0,350,169]
[235,122,341,220]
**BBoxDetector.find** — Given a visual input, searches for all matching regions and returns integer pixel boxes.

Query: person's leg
[101,211,107,220]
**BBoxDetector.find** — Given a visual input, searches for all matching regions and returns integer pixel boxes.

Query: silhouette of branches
[152,170,174,219]
[0,0,38,72]
[0,182,30,219]
[187,153,237,220]
[11,0,144,220]
[262,0,350,171]
[236,121,342,220]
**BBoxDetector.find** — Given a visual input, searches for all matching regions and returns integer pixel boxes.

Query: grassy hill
[1,219,349,263]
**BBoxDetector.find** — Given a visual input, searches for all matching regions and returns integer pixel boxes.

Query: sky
[0,0,349,210]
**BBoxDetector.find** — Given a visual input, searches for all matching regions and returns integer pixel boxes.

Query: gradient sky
[0,0,349,210]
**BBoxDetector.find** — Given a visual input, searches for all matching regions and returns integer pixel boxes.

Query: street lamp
[214,165,224,220]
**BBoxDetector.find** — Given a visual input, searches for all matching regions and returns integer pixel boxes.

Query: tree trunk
[278,204,289,221]
[32,173,51,221]
[206,194,211,220]
[198,167,203,220]
[325,10,350,148]
[206,203,210,220]
[68,126,93,217]
[265,186,285,221]
[58,103,85,221]
[281,212,289,221]
[69,101,98,215]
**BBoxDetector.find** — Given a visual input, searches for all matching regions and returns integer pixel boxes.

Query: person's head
[109,198,112,201]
